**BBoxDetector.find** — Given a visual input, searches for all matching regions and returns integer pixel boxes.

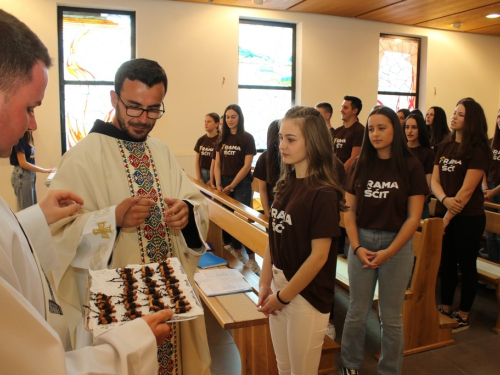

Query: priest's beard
[115,105,156,142]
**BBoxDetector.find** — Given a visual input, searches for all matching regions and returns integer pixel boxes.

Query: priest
[49,58,211,375]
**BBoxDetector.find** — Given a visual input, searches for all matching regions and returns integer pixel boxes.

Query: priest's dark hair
[0,10,52,97]
[115,58,168,95]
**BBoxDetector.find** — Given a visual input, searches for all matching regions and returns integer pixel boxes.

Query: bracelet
[353,245,362,255]
[276,290,290,305]
[441,196,447,204]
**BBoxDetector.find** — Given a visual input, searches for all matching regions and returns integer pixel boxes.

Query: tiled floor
[205,281,500,375]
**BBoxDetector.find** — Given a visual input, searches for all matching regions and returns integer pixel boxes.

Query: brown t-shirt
[253,151,277,201]
[331,121,365,163]
[333,155,347,187]
[409,145,435,175]
[216,132,256,177]
[269,179,340,313]
[347,156,428,232]
[434,141,489,216]
[488,139,500,182]
[194,134,218,169]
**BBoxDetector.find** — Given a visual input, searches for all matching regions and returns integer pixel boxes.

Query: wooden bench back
[190,177,268,260]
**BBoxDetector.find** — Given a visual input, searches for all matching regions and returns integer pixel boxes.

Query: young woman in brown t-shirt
[253,120,281,217]
[214,104,259,273]
[257,106,344,375]
[341,106,427,375]
[425,106,451,148]
[194,112,219,187]
[404,113,435,218]
[432,99,491,331]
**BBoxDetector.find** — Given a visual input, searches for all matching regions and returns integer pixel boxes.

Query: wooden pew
[335,216,458,356]
[430,198,500,333]
[479,204,500,333]
[191,177,339,375]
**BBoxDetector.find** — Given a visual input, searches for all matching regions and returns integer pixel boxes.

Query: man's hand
[116,196,156,228]
[39,190,83,224]
[141,309,174,345]
[163,198,189,230]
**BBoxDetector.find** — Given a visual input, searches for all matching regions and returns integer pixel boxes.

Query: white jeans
[269,266,329,375]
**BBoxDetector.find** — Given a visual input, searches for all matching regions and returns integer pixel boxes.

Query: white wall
[2,0,500,207]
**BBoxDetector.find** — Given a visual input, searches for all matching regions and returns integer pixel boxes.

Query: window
[238,20,296,150]
[377,35,420,112]
[57,7,135,152]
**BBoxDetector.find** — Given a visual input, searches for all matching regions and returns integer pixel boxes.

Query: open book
[194,268,252,297]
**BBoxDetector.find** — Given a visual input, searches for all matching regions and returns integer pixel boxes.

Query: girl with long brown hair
[341,106,427,375]
[257,106,344,374]
[432,98,491,331]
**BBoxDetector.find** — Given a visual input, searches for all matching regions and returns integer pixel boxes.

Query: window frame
[377,34,421,110]
[238,19,296,151]
[57,6,136,153]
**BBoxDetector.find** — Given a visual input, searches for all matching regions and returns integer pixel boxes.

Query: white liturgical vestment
[49,121,211,375]
[0,198,158,374]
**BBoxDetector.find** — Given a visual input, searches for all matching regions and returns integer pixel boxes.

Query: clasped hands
[443,196,463,215]
[116,196,189,229]
[355,247,390,269]
[256,285,284,317]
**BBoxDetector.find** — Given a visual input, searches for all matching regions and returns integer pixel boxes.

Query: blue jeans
[486,181,500,264]
[200,168,210,184]
[11,165,37,210]
[221,175,254,253]
[341,228,413,375]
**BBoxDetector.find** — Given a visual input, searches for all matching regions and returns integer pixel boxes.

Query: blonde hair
[275,106,345,211]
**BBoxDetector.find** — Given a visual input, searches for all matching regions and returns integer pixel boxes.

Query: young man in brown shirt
[332,95,365,172]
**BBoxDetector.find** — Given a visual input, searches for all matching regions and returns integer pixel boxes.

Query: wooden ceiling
[171,0,500,36]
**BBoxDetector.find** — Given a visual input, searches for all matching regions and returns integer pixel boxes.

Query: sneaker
[485,284,496,291]
[437,305,452,317]
[340,366,360,375]
[247,259,261,275]
[326,322,336,340]
[451,311,470,333]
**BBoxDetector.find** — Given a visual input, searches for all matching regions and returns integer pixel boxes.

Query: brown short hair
[0,10,52,97]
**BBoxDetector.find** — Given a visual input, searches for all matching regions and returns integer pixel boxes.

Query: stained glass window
[238,20,295,150]
[377,35,420,112]
[58,7,135,152]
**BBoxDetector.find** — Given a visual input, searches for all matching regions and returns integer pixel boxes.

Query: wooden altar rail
[430,198,500,333]
[190,177,339,375]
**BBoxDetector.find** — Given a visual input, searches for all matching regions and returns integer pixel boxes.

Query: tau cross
[93,221,112,239]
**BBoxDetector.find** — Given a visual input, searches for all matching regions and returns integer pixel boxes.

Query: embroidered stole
[118,140,179,375]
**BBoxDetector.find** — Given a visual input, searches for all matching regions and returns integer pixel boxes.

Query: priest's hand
[116,196,156,228]
[39,190,84,224]
[142,309,174,345]
[163,198,189,230]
